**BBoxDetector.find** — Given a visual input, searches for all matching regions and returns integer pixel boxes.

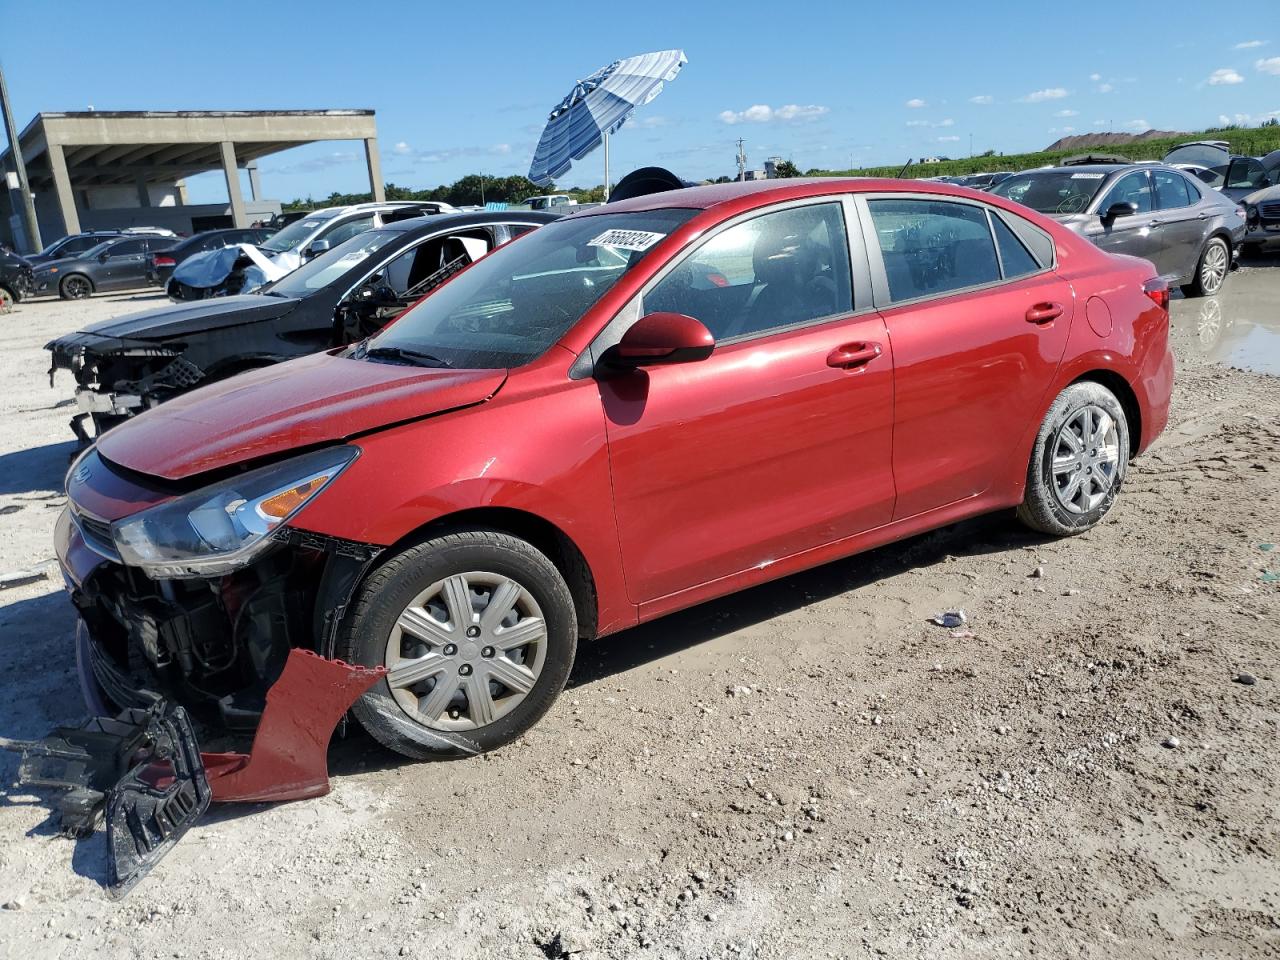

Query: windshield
[258,215,332,253]
[365,208,697,369]
[266,230,401,297]
[990,170,1109,215]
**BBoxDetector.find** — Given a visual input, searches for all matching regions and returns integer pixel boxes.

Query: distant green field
[810,127,1280,180]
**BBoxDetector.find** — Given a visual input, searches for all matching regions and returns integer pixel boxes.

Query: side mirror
[98,252,111,262]
[606,312,715,369]
[1101,201,1138,223]
[303,239,331,260]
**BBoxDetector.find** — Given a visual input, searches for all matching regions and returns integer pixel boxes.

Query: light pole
[0,61,41,253]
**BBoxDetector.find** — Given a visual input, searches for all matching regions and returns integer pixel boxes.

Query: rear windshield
[363,208,697,369]
[990,170,1109,215]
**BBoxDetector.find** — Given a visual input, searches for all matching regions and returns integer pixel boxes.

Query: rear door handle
[1026,302,1063,325]
[826,342,882,369]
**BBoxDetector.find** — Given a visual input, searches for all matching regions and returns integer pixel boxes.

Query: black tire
[0,286,14,311]
[339,530,577,760]
[59,274,93,300]
[1180,236,1229,298]
[1016,381,1130,537]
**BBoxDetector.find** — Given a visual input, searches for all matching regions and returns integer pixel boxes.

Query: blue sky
[3,0,1277,203]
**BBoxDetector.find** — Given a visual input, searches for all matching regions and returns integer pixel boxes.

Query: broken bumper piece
[1,650,384,896]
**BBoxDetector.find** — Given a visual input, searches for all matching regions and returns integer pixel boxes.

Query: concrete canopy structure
[1,109,383,250]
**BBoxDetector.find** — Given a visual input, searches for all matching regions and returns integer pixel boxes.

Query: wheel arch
[373,506,599,641]
[1069,369,1141,457]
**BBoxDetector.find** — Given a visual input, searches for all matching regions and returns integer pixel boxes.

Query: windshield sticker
[587,229,666,252]
[1070,173,1106,179]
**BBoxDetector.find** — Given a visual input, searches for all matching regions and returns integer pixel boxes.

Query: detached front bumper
[4,651,384,896]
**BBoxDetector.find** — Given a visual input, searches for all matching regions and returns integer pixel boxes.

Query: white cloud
[969,95,993,105]
[1124,119,1150,131]
[1093,120,1106,126]
[719,103,829,124]
[1235,40,1267,49]
[1208,67,1245,85]
[936,118,955,127]
[393,141,411,155]
[631,115,670,129]
[937,135,960,142]
[1219,114,1233,126]
[1089,73,1102,82]
[1061,125,1075,132]
[1097,82,1115,93]
[906,120,930,127]
[1019,87,1069,103]
[1258,57,1280,75]
[1055,109,1080,117]
[906,98,927,108]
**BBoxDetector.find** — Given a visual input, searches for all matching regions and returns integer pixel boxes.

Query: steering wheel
[1055,195,1087,214]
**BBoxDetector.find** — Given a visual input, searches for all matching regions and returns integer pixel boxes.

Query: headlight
[113,446,358,579]
[1246,204,1260,226]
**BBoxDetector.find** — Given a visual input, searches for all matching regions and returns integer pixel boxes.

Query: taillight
[1142,276,1169,311]
[153,255,176,268]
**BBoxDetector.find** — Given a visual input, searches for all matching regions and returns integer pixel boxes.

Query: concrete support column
[134,175,152,207]
[364,138,385,202]
[246,160,262,202]
[219,140,247,227]
[47,143,81,235]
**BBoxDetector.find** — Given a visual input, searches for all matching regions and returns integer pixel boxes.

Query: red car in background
[59,178,1174,762]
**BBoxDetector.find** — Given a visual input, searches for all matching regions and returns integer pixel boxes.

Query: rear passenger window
[990,214,1041,278]
[866,199,1000,301]
[1153,170,1192,209]
[643,203,853,341]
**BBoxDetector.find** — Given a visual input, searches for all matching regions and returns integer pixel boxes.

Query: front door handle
[827,342,882,369]
[1026,302,1063,325]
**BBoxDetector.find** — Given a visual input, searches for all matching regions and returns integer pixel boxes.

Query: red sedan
[60,178,1174,760]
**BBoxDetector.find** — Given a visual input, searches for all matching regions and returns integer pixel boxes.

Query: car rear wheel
[1016,381,1129,537]
[1181,237,1229,298]
[340,530,577,760]
[59,274,93,300]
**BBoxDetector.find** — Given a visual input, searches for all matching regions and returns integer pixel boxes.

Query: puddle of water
[1169,263,1280,375]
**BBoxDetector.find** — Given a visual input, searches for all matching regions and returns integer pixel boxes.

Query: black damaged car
[0,249,35,309]
[47,209,559,441]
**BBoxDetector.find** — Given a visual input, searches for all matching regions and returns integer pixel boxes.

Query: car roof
[591,176,1049,216]
[378,209,561,237]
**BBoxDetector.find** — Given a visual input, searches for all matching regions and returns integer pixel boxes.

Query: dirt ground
[0,264,1277,960]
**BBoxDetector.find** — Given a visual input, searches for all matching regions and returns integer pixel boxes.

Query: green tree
[772,159,801,178]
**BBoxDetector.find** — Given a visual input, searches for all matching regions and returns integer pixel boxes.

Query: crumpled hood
[65,294,299,344]
[95,350,507,481]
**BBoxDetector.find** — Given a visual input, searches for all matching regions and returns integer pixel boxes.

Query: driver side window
[643,203,852,342]
[1100,172,1153,215]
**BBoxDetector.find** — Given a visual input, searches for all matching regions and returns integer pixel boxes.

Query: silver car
[991,163,1247,296]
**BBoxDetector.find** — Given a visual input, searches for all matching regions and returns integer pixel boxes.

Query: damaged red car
[56,177,1173,773]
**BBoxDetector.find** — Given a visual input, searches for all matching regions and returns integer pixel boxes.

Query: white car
[256,201,457,271]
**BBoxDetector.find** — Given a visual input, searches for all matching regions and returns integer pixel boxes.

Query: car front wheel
[340,530,578,759]
[1016,381,1129,537]
[1181,237,1229,298]
[0,286,14,311]
[59,274,93,300]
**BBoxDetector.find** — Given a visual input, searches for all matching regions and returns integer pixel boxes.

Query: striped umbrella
[528,49,687,193]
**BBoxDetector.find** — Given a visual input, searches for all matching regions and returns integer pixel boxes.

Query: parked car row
[48,210,559,440]
[54,176,1174,770]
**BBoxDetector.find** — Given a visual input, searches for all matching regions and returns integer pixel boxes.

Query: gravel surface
[0,272,1277,959]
